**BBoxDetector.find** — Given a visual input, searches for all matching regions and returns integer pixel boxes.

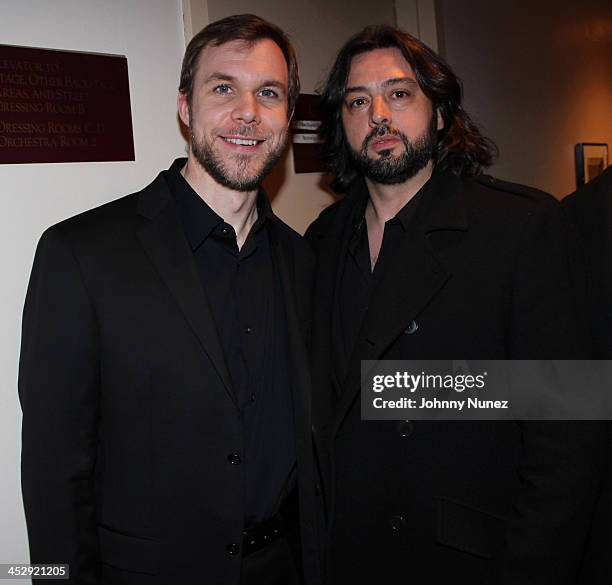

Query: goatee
[190,124,287,192]
[349,114,438,185]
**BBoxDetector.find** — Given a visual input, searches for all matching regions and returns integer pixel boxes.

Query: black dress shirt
[164,159,295,525]
[338,175,429,373]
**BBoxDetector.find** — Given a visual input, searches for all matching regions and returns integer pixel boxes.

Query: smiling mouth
[222,136,264,147]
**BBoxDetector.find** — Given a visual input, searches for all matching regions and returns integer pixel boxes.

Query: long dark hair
[179,14,300,115]
[319,25,497,193]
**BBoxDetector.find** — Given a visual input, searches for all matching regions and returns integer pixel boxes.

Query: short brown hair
[179,14,300,115]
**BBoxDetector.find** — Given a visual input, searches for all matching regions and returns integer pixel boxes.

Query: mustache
[363,124,406,148]
[222,125,271,140]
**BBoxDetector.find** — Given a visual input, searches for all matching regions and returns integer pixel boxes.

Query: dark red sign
[0,44,134,164]
[291,93,324,173]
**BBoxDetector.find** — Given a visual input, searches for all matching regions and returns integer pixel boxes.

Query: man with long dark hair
[20,14,320,585]
[306,25,605,583]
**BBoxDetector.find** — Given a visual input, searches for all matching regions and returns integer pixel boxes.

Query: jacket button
[397,420,414,437]
[389,515,406,532]
[226,543,240,555]
[404,320,418,335]
[227,452,241,465]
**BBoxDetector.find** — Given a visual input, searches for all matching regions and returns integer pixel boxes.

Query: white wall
[0,0,187,573]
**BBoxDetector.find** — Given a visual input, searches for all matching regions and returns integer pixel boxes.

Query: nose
[231,92,260,125]
[370,95,391,127]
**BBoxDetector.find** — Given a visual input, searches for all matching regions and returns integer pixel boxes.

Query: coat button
[389,515,406,532]
[226,543,240,555]
[227,452,241,465]
[397,420,414,437]
[404,320,418,335]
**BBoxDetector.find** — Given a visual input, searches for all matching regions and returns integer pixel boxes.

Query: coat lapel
[270,223,309,346]
[270,224,309,434]
[329,190,364,393]
[136,174,237,406]
[307,191,357,398]
[332,172,469,431]
[269,223,324,585]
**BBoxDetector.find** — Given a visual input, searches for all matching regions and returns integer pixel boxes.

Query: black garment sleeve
[489,200,607,584]
[19,227,100,585]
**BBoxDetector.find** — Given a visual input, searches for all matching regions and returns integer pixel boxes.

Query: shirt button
[250,393,256,402]
[404,320,418,335]
[245,327,252,334]
[221,226,229,235]
[389,515,406,532]
[397,420,414,437]
[227,452,241,465]
[226,543,240,555]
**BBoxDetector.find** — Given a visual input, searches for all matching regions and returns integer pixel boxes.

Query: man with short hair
[306,25,606,583]
[20,14,320,585]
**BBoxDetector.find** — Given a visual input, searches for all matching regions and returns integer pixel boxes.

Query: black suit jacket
[19,165,322,585]
[563,166,612,357]
[306,171,607,585]
[563,166,612,584]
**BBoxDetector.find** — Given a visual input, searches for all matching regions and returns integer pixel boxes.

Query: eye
[348,97,368,109]
[213,84,233,95]
[391,90,411,99]
[258,88,279,98]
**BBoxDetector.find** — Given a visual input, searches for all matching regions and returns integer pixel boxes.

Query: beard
[190,123,287,192]
[348,114,438,185]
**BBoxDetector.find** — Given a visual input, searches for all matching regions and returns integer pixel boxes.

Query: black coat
[19,165,322,585]
[563,166,612,584]
[306,171,607,585]
[563,166,612,357]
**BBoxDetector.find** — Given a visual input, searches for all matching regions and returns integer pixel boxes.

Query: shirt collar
[165,158,273,251]
[349,170,442,233]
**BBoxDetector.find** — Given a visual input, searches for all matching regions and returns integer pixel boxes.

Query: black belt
[242,490,298,557]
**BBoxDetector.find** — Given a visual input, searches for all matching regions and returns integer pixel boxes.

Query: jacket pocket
[98,524,161,575]
[436,497,505,559]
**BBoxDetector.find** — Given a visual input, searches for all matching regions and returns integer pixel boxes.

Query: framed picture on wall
[575,143,609,187]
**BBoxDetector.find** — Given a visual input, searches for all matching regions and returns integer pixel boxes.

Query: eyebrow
[204,73,235,84]
[345,77,418,94]
[259,80,287,93]
[204,73,286,93]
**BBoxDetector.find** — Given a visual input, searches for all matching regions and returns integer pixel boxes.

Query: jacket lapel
[332,172,468,431]
[269,223,323,585]
[270,223,309,346]
[136,174,237,406]
[268,221,312,429]
[330,190,364,393]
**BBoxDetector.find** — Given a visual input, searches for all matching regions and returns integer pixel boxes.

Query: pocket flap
[436,497,505,559]
[98,524,161,575]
